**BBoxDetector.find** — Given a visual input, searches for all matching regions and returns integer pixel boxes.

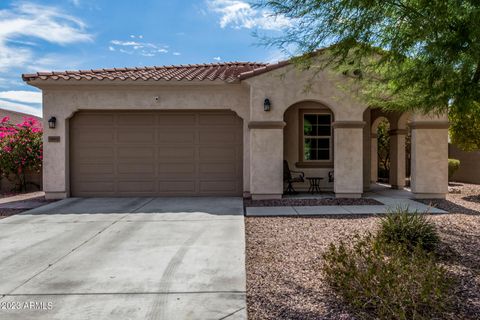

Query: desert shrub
[377,207,439,252]
[448,159,460,181]
[323,234,451,320]
[0,116,43,192]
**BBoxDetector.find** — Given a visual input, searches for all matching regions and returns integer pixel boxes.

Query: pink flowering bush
[0,116,43,192]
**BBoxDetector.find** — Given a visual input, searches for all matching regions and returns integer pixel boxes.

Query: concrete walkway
[0,197,246,320]
[246,185,447,216]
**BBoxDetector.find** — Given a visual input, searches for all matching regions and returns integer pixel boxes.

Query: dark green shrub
[448,159,460,181]
[377,207,440,252]
[323,235,451,320]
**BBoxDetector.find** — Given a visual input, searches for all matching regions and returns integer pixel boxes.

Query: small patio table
[307,177,323,194]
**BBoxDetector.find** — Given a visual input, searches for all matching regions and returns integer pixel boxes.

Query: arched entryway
[370,109,411,190]
[283,101,335,193]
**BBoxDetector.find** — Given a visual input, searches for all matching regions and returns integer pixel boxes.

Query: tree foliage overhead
[256,0,480,116]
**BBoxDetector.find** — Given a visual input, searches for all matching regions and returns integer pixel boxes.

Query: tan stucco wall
[410,113,449,198]
[31,64,449,200]
[33,62,372,199]
[37,83,251,198]
[449,144,480,184]
[244,64,369,198]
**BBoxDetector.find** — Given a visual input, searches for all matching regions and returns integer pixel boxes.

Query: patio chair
[283,160,305,194]
[328,170,334,183]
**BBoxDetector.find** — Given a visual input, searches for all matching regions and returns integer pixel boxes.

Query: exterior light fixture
[263,98,271,112]
[48,116,57,129]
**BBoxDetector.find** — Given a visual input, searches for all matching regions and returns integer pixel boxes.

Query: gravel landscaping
[244,197,382,207]
[246,183,480,320]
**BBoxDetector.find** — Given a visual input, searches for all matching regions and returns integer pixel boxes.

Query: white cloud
[0,99,41,117]
[207,0,291,30]
[0,2,92,70]
[110,39,169,57]
[111,40,143,47]
[0,90,41,104]
[173,52,181,56]
[213,56,221,61]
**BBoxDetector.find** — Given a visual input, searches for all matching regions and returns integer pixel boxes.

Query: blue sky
[0,0,291,117]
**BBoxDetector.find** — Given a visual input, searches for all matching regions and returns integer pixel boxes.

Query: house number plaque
[48,136,61,143]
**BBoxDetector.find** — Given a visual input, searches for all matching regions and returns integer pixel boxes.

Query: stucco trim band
[332,121,366,129]
[409,121,450,129]
[248,121,286,129]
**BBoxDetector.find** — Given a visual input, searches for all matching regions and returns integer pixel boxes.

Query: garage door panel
[118,128,155,143]
[77,163,114,175]
[199,181,237,193]
[159,163,195,174]
[77,130,114,143]
[158,147,195,161]
[72,114,114,127]
[75,182,115,193]
[117,181,155,193]
[117,113,155,125]
[199,163,237,179]
[71,111,242,197]
[159,181,196,193]
[199,113,238,125]
[117,163,155,174]
[158,130,195,144]
[199,147,236,161]
[199,131,236,144]
[117,147,155,159]
[74,147,114,160]
[158,114,196,125]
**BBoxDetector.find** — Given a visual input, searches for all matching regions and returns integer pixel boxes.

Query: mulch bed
[244,197,382,207]
[246,183,480,320]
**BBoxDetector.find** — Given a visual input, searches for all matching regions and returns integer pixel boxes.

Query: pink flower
[1,116,9,124]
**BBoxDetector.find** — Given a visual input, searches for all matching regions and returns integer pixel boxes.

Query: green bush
[448,159,460,181]
[377,207,439,252]
[323,235,451,320]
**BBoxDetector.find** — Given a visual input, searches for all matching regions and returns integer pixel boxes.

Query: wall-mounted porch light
[263,98,271,112]
[48,116,57,129]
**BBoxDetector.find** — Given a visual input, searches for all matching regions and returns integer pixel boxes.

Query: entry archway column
[389,129,407,189]
[370,133,378,183]
[333,121,365,198]
[248,121,285,200]
[410,114,449,199]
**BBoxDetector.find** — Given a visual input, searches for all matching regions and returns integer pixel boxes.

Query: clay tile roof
[22,62,270,83]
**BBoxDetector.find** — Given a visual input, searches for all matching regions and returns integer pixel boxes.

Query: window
[303,113,332,161]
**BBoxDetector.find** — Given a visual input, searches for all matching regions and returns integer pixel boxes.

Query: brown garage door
[70,111,243,197]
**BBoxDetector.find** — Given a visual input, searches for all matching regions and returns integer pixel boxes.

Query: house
[0,108,43,192]
[22,59,449,200]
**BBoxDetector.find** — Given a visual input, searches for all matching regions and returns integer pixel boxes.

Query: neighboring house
[22,59,449,200]
[0,108,43,193]
[449,144,480,184]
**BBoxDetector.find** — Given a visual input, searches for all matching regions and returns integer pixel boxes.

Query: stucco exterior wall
[410,113,449,198]
[30,64,449,200]
[244,64,369,198]
[449,144,480,184]
[38,83,251,198]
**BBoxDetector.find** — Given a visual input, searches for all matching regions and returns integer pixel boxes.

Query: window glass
[303,113,332,161]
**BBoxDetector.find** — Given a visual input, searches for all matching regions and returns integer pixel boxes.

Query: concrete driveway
[0,197,246,320]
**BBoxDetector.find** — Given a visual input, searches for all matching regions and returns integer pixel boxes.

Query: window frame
[296,109,334,168]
